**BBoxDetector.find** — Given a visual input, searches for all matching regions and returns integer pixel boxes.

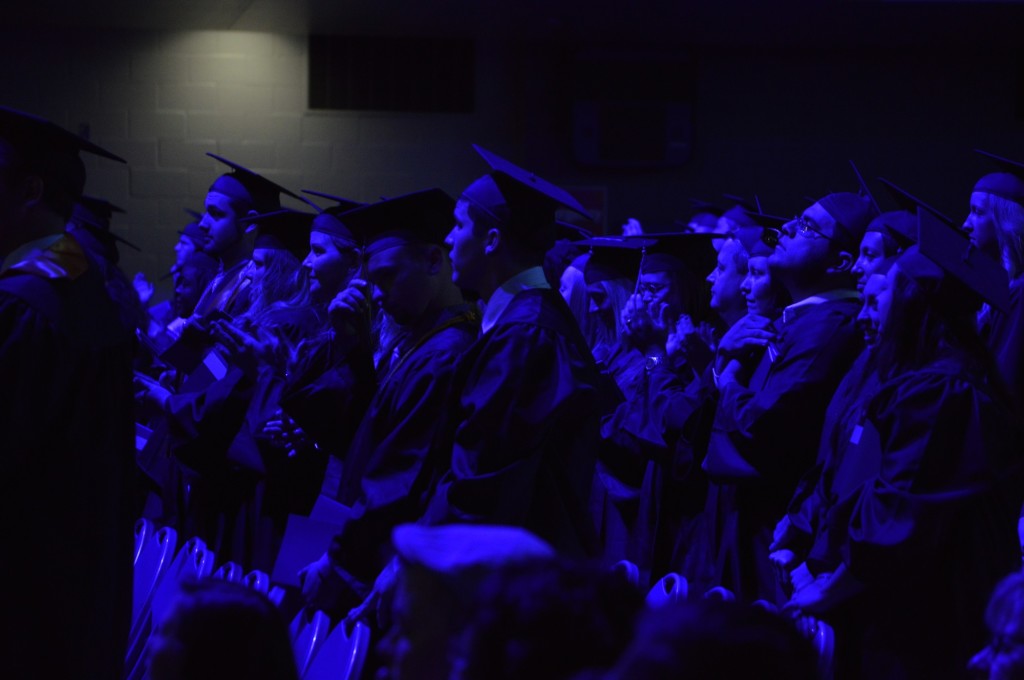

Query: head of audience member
[969,571,1024,680]
[964,183,1024,279]
[560,252,598,347]
[637,235,716,325]
[454,558,644,680]
[0,107,124,259]
[448,145,589,302]
[737,226,790,319]
[342,189,464,329]
[302,212,361,304]
[876,241,993,379]
[707,238,749,328]
[146,578,299,680]
[853,210,915,291]
[174,220,205,273]
[379,524,555,680]
[583,243,641,347]
[769,192,874,300]
[232,209,316,319]
[602,599,818,680]
[201,154,299,263]
[172,251,219,319]
[856,272,889,346]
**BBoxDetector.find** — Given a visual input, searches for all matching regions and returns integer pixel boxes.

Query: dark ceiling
[9,0,1024,50]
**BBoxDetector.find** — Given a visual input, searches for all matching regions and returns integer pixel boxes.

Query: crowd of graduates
[3,103,1024,678]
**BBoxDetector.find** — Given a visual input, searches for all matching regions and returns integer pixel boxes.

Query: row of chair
[611,560,834,680]
[128,518,369,680]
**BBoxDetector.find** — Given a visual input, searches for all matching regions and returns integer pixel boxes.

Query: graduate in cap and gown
[0,106,135,678]
[191,153,309,320]
[298,188,481,614]
[772,183,920,588]
[421,144,610,558]
[965,149,1024,412]
[785,209,1023,679]
[704,191,873,603]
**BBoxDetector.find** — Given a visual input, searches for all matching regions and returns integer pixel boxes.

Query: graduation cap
[0,106,125,164]
[629,231,720,279]
[392,523,554,578]
[239,208,315,259]
[301,189,366,216]
[897,207,1010,313]
[877,176,953,227]
[849,160,882,216]
[207,152,310,214]
[337,188,456,258]
[461,144,589,248]
[973,149,1024,206]
[309,211,359,249]
[814,192,875,251]
[69,195,141,253]
[578,236,651,285]
[0,107,125,217]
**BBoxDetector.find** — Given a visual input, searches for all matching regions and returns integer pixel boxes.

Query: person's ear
[241,209,259,236]
[483,227,501,255]
[426,245,443,275]
[827,250,854,275]
[21,174,44,207]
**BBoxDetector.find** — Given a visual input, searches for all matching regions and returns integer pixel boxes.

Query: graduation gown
[981,275,1024,409]
[326,305,480,590]
[783,347,883,573]
[597,358,710,585]
[424,287,610,558]
[840,355,1023,679]
[704,297,863,602]
[0,234,136,679]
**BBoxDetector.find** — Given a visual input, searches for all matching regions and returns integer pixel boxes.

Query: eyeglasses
[638,282,669,297]
[761,228,781,248]
[791,214,833,241]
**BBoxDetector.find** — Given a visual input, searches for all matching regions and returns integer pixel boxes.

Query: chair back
[304,620,371,680]
[242,569,270,593]
[133,518,154,565]
[808,617,835,680]
[290,609,331,677]
[610,559,641,589]
[213,561,244,583]
[645,572,688,607]
[131,525,177,628]
[703,586,737,602]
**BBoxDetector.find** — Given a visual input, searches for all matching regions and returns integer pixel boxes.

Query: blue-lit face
[741,255,775,317]
[246,247,272,288]
[852,232,891,292]
[857,273,887,346]
[446,200,488,291]
[174,234,198,270]
[199,191,243,257]
[963,191,1001,260]
[302,231,351,302]
[707,240,747,318]
[367,244,435,327]
[769,203,835,275]
[639,271,675,315]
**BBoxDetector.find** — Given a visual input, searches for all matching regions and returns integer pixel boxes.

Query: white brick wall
[0,28,513,282]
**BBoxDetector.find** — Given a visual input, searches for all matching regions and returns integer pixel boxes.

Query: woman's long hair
[875,265,1006,402]
[988,193,1024,279]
